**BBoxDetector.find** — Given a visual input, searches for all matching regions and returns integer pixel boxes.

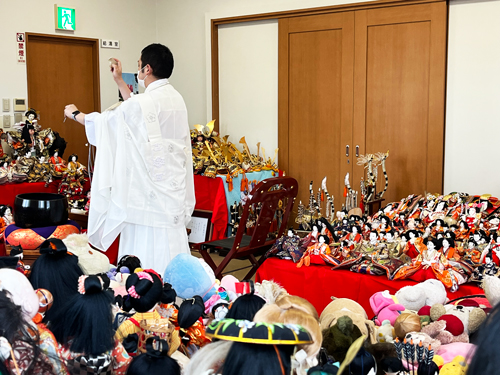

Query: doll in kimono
[471,251,500,283]
[393,238,460,291]
[430,219,447,237]
[297,234,339,267]
[317,217,338,245]
[266,228,302,263]
[341,225,363,247]
[462,206,480,230]
[378,215,393,234]
[299,224,319,252]
[402,230,425,259]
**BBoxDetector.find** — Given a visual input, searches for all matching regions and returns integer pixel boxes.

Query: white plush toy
[62,233,110,275]
[395,279,447,312]
[376,319,395,343]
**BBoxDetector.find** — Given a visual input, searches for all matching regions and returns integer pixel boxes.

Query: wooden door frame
[26,33,101,113]
[210,0,445,134]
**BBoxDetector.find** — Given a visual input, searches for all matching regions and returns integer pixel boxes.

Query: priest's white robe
[84,79,195,275]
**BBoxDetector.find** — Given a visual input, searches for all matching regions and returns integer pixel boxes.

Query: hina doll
[402,230,425,259]
[49,150,66,175]
[67,154,86,177]
[0,205,13,235]
[378,215,393,233]
[425,201,447,224]
[341,225,363,247]
[370,245,405,279]
[266,228,302,262]
[462,206,480,229]
[299,225,319,252]
[430,219,446,237]
[317,217,337,245]
[393,239,460,291]
[462,240,482,265]
[297,235,339,267]
[471,251,500,283]
[454,220,470,241]
[481,233,500,265]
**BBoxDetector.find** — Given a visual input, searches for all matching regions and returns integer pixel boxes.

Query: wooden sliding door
[278,12,355,210]
[352,2,448,204]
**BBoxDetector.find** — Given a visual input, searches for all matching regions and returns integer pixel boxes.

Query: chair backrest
[232,176,298,253]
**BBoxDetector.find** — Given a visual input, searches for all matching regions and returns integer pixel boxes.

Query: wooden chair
[193,176,298,280]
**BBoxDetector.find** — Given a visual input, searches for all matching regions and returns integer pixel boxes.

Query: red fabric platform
[256,257,484,317]
[0,181,59,208]
[193,175,228,241]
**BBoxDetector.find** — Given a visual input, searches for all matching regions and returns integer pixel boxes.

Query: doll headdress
[194,120,216,138]
[206,319,312,345]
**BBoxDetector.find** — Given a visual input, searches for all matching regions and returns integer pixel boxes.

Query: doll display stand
[256,257,484,316]
[193,176,298,280]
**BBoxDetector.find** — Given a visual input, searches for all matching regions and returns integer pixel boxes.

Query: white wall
[218,20,278,156]
[0,0,156,129]
[444,0,500,197]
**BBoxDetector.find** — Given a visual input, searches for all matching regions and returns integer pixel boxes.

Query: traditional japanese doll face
[39,156,45,163]
[485,255,492,264]
[342,218,348,225]
[287,229,294,237]
[427,241,436,252]
[54,151,58,157]
[371,221,380,230]
[407,220,416,230]
[319,236,325,244]
[409,232,416,239]
[386,232,393,242]
[473,233,481,242]
[459,221,465,229]
[369,232,378,242]
[436,220,442,228]
[312,225,318,233]
[4,208,12,223]
[490,218,500,227]
[1,162,7,168]
[384,204,393,213]
[71,156,77,162]
[437,233,444,240]
[436,202,445,211]
[469,207,477,216]
[442,238,450,248]
[468,242,475,250]
[352,226,358,234]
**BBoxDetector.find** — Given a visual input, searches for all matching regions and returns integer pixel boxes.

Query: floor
[190,249,255,281]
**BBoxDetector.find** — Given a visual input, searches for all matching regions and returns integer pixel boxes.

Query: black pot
[14,193,68,229]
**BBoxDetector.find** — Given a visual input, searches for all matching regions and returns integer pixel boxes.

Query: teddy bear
[395,279,447,312]
[439,355,467,375]
[370,290,406,326]
[320,297,377,344]
[420,303,486,344]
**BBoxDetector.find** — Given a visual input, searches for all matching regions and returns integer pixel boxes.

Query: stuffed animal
[394,312,421,340]
[320,297,377,344]
[429,303,486,340]
[439,355,467,375]
[322,315,362,362]
[436,343,476,367]
[62,233,110,275]
[376,320,394,343]
[395,279,447,311]
[482,275,500,307]
[370,290,405,326]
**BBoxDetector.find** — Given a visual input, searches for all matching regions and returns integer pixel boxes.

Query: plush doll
[395,279,447,312]
[322,315,362,362]
[439,355,468,375]
[482,275,500,307]
[421,303,486,344]
[320,297,377,344]
[370,291,405,326]
[394,313,421,340]
[376,320,395,343]
[62,233,110,275]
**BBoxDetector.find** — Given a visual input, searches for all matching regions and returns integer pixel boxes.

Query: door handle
[346,145,349,157]
[356,145,359,157]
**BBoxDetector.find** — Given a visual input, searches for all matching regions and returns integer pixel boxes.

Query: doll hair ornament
[123,270,163,312]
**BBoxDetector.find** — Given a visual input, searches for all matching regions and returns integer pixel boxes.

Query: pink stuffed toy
[370,290,405,326]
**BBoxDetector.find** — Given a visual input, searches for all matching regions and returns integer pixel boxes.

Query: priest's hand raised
[64,104,85,125]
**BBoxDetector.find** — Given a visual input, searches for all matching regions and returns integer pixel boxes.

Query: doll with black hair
[318,217,338,245]
[50,274,131,374]
[454,220,470,242]
[0,289,58,374]
[471,250,500,283]
[116,254,142,274]
[29,239,84,324]
[298,234,340,267]
[115,270,164,342]
[266,228,302,262]
[126,337,180,375]
[401,230,425,259]
[299,224,320,253]
[225,292,266,321]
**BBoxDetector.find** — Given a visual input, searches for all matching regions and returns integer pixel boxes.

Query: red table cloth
[0,181,59,208]
[193,175,228,241]
[256,257,484,317]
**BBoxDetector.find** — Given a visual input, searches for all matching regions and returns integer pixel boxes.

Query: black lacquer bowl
[14,193,68,228]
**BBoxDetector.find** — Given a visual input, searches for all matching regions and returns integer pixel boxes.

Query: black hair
[126,337,180,375]
[416,361,440,375]
[25,109,37,119]
[140,43,174,79]
[380,357,404,374]
[352,225,362,234]
[318,234,330,245]
[123,271,163,313]
[225,293,266,321]
[406,230,420,238]
[380,215,392,225]
[0,205,11,217]
[433,219,445,227]
[458,220,470,230]
[48,131,67,158]
[222,342,293,375]
[116,255,142,274]
[50,275,115,355]
[424,238,441,250]
[178,295,204,329]
[386,230,395,237]
[29,239,84,323]
[442,237,455,248]
[160,282,177,305]
[0,289,51,373]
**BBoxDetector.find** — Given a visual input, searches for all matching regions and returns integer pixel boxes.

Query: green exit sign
[54,5,76,31]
